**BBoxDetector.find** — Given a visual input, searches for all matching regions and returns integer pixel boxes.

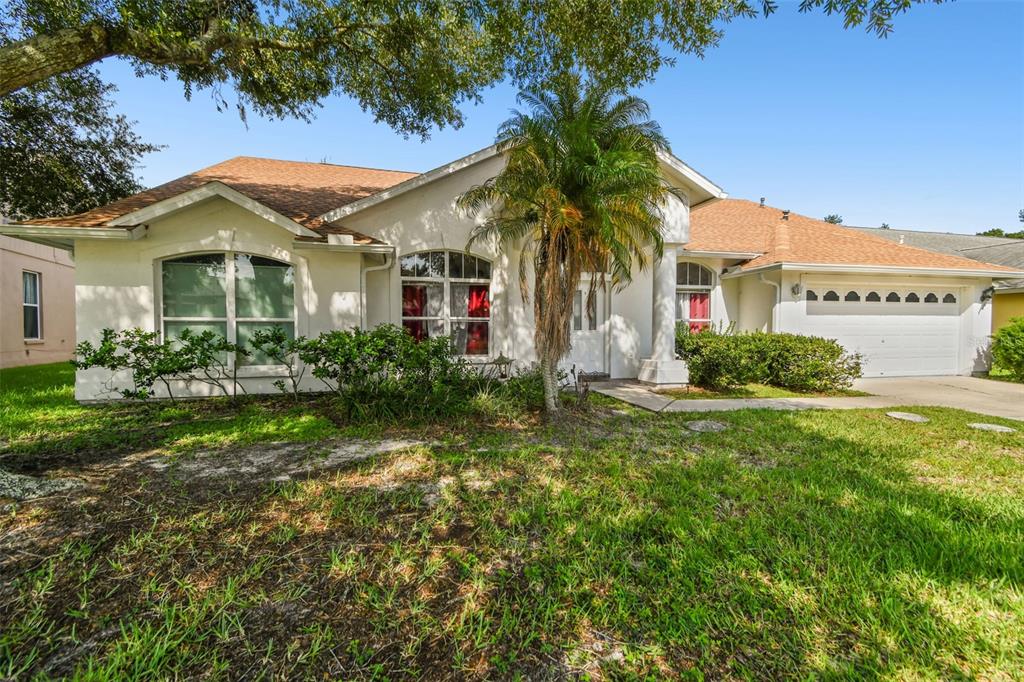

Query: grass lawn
[659,383,871,400]
[1,363,1022,679]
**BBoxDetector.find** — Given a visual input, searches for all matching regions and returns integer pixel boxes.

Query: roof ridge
[214,155,419,176]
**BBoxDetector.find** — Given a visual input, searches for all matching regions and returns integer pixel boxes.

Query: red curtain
[468,285,489,317]
[466,321,489,355]
[402,285,426,317]
[689,293,710,333]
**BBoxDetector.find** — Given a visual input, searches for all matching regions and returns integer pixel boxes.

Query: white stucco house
[2,146,1021,401]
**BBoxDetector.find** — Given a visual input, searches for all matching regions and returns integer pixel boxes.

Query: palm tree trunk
[540,350,561,416]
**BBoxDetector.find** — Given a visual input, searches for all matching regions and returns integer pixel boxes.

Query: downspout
[360,252,394,329]
[759,272,781,332]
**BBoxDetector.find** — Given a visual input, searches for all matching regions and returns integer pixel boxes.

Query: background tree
[458,74,674,415]
[1,0,941,138]
[0,68,159,220]
[880,223,890,229]
[824,214,843,224]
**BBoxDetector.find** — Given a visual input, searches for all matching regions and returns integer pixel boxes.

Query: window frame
[22,270,41,340]
[676,261,715,331]
[158,251,297,370]
[400,250,493,357]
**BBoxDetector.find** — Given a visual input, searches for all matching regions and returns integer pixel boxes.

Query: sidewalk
[596,381,914,415]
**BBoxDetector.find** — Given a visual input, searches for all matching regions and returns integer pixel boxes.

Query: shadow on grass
[1,367,1020,678]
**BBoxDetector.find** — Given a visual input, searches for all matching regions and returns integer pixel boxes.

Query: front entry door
[562,285,607,376]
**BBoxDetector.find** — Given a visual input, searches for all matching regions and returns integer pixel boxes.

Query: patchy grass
[660,382,871,400]
[1,364,1022,679]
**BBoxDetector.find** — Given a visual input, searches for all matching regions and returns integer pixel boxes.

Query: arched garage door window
[400,251,491,356]
[161,253,295,366]
[676,262,714,332]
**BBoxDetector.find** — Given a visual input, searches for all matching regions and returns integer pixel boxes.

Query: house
[1,148,1021,400]
[848,227,1024,332]
[0,235,76,368]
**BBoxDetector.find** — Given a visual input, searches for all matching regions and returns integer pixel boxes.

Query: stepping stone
[886,411,929,423]
[685,419,729,433]
[968,423,1017,433]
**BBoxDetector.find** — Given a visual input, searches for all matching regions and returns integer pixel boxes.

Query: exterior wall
[346,156,694,380]
[74,197,362,400]
[777,270,994,375]
[735,272,776,332]
[993,291,1024,331]
[0,235,76,368]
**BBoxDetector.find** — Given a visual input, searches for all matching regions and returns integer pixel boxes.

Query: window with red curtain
[400,251,491,355]
[676,262,714,333]
[688,292,710,332]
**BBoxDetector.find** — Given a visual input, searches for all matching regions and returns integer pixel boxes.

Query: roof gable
[23,156,418,244]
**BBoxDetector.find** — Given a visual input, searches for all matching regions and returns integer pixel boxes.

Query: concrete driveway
[852,376,1023,421]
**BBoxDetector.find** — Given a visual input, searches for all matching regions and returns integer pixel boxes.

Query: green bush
[676,326,862,392]
[991,316,1024,382]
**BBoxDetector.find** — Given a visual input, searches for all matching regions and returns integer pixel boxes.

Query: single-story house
[1,146,1021,400]
[0,234,76,368]
[849,226,1024,332]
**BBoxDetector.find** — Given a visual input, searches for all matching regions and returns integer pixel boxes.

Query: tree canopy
[0,68,159,220]
[1,0,941,138]
[823,214,843,224]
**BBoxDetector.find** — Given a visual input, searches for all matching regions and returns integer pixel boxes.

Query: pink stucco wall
[0,235,76,368]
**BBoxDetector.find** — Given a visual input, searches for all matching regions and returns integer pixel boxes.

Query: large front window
[401,250,491,355]
[161,253,294,366]
[676,261,714,332]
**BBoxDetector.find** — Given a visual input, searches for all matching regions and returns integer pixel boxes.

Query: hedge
[676,326,863,392]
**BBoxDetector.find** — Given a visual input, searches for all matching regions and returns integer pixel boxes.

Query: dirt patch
[145,438,425,483]
[0,468,83,501]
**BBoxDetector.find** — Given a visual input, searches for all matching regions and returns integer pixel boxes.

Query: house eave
[721,262,1024,279]
[0,223,144,248]
[291,240,395,254]
[680,249,761,260]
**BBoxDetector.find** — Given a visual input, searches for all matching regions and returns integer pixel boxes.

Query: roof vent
[759,197,765,208]
[782,210,790,220]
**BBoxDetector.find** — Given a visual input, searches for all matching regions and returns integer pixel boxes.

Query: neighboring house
[1,149,1021,400]
[0,235,75,368]
[850,227,1024,332]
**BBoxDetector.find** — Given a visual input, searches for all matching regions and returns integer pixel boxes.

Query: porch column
[638,244,689,385]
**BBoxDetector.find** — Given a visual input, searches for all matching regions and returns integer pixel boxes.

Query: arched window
[924,293,939,303]
[845,291,861,302]
[943,293,957,303]
[886,292,901,303]
[161,252,295,366]
[676,262,714,331]
[401,250,491,355]
[806,290,819,301]
[823,290,840,302]
[905,292,920,303]
[866,291,881,302]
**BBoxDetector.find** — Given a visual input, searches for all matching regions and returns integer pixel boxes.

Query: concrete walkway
[595,376,1023,421]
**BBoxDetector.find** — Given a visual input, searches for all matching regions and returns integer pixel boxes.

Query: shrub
[991,316,1024,382]
[299,324,481,419]
[73,328,247,401]
[247,326,308,399]
[675,326,862,392]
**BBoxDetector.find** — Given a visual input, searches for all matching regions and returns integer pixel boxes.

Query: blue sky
[98,0,1023,234]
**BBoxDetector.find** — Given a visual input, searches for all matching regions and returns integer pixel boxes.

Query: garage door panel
[804,294,960,377]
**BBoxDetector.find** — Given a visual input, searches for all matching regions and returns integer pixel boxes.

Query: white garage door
[804,286,961,377]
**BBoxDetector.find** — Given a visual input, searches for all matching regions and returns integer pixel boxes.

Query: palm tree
[458,74,676,415]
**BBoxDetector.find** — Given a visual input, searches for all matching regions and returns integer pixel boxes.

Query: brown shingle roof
[689,199,1022,273]
[25,156,418,244]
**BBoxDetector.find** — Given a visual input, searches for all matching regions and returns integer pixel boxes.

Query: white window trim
[23,270,41,340]
[158,251,297,372]
[676,261,714,328]
[400,250,493,358]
